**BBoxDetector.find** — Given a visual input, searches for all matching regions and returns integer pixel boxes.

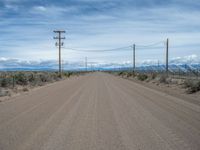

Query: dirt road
[0,72,199,150]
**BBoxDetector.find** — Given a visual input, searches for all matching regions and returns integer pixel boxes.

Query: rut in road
[0,72,199,150]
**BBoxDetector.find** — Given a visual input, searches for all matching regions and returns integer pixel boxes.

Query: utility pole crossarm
[54,36,65,39]
[54,30,66,33]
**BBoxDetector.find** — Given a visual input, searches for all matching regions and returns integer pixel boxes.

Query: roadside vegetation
[0,71,86,97]
[183,79,200,94]
[109,71,200,94]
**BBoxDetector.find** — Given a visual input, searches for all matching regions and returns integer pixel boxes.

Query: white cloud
[0,57,10,61]
[30,5,79,16]
[5,4,18,10]
[170,55,200,64]
[33,6,47,12]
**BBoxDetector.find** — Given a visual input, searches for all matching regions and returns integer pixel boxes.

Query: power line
[63,46,132,52]
[63,46,164,53]
[62,41,165,53]
[136,41,164,48]
[136,46,164,50]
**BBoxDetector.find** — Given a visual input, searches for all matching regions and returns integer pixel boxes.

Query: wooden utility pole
[62,60,64,72]
[90,64,93,72]
[133,44,136,73]
[54,30,65,77]
[158,60,160,68]
[85,57,87,72]
[166,38,169,76]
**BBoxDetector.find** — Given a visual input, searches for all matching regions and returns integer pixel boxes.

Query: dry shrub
[126,72,133,78]
[137,74,148,81]
[184,79,200,94]
[22,87,29,92]
[118,72,124,76]
[159,75,168,83]
[0,88,10,97]
[0,78,11,87]
[15,73,28,85]
[151,73,157,79]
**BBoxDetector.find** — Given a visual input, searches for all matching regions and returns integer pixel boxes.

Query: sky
[0,0,200,69]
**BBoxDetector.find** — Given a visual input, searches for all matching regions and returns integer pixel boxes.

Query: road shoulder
[113,74,200,106]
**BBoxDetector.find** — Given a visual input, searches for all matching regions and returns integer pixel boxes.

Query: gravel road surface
[0,72,199,150]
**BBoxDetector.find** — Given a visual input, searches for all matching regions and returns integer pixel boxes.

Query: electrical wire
[63,46,132,52]
[136,46,164,50]
[62,41,165,53]
[136,41,164,48]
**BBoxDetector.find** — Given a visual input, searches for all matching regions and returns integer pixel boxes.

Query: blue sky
[0,0,200,69]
